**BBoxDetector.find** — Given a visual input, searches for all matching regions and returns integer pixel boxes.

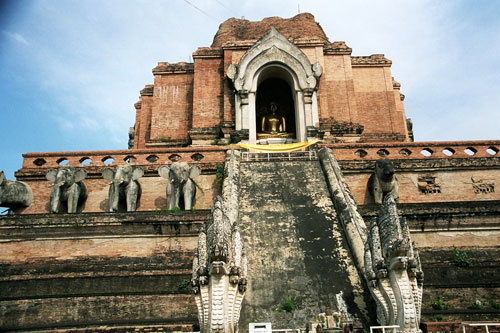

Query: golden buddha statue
[261,102,286,134]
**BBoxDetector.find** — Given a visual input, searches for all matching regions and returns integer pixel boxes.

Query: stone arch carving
[227,28,322,143]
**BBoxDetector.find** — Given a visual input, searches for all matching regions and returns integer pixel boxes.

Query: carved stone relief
[469,177,495,194]
[417,174,441,194]
[364,193,423,333]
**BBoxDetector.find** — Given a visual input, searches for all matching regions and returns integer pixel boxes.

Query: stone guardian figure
[368,159,399,204]
[363,193,423,333]
[192,196,247,333]
[46,167,87,213]
[102,165,144,212]
[0,171,33,214]
[158,162,201,210]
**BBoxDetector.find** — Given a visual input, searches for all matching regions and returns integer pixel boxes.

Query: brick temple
[1,13,499,332]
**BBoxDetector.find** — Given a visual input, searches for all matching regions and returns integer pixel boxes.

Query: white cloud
[2,0,499,165]
[3,30,28,45]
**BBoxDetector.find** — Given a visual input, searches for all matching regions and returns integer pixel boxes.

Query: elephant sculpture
[0,171,33,213]
[158,162,201,210]
[102,165,144,212]
[368,159,399,204]
[46,167,87,213]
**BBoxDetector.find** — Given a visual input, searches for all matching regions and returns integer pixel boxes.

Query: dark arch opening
[256,78,296,140]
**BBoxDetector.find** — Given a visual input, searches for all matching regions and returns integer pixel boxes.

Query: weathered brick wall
[134,85,154,149]
[318,54,358,124]
[130,14,413,145]
[345,168,500,205]
[341,162,500,205]
[192,55,223,129]
[211,13,329,48]
[134,100,142,148]
[300,45,324,66]
[422,322,500,333]
[150,65,193,143]
[352,66,402,136]
[419,248,500,323]
[393,79,410,140]
[222,50,235,125]
[0,212,205,330]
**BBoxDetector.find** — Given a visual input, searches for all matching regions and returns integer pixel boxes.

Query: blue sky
[1,0,499,179]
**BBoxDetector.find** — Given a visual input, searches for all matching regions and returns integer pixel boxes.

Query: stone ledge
[152,62,194,75]
[360,200,500,231]
[23,324,196,332]
[140,85,154,96]
[339,157,500,172]
[144,138,191,148]
[0,211,208,240]
[360,200,500,216]
[324,41,352,55]
[192,47,223,58]
[0,294,197,331]
[351,54,392,66]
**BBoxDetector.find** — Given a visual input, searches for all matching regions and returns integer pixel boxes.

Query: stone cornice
[392,77,401,89]
[222,38,325,50]
[0,210,208,240]
[291,37,325,47]
[192,48,223,58]
[140,85,154,96]
[338,157,500,173]
[351,54,392,67]
[324,41,352,55]
[222,40,257,50]
[359,200,500,233]
[152,62,194,75]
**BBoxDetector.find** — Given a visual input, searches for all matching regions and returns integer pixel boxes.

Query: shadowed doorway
[256,78,296,141]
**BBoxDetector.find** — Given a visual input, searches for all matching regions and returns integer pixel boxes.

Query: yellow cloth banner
[238,141,318,152]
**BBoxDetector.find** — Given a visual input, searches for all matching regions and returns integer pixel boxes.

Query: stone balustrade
[324,140,500,160]
[18,141,500,174]
[20,146,231,172]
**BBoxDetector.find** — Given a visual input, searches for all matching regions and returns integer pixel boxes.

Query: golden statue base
[257,132,295,140]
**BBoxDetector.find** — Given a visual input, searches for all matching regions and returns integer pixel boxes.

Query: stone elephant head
[158,162,201,210]
[46,167,87,213]
[102,165,144,212]
[368,159,399,204]
[0,171,33,213]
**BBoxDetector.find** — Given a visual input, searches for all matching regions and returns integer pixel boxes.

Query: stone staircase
[237,159,370,331]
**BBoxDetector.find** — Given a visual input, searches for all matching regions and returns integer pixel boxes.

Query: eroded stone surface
[238,160,368,330]
[211,13,328,48]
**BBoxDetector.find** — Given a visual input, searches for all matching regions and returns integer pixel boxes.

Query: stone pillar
[248,92,256,144]
[235,93,242,130]
[239,90,249,131]
[312,91,319,127]
[303,88,314,128]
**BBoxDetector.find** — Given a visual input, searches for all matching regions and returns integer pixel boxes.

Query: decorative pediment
[228,28,322,92]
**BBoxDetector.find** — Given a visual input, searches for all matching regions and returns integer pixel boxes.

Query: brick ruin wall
[192,56,224,130]
[0,213,204,330]
[2,142,498,328]
[15,142,500,215]
[150,71,194,143]
[134,44,410,147]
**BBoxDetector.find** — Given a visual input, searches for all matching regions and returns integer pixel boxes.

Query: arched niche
[227,28,322,144]
[255,66,297,142]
